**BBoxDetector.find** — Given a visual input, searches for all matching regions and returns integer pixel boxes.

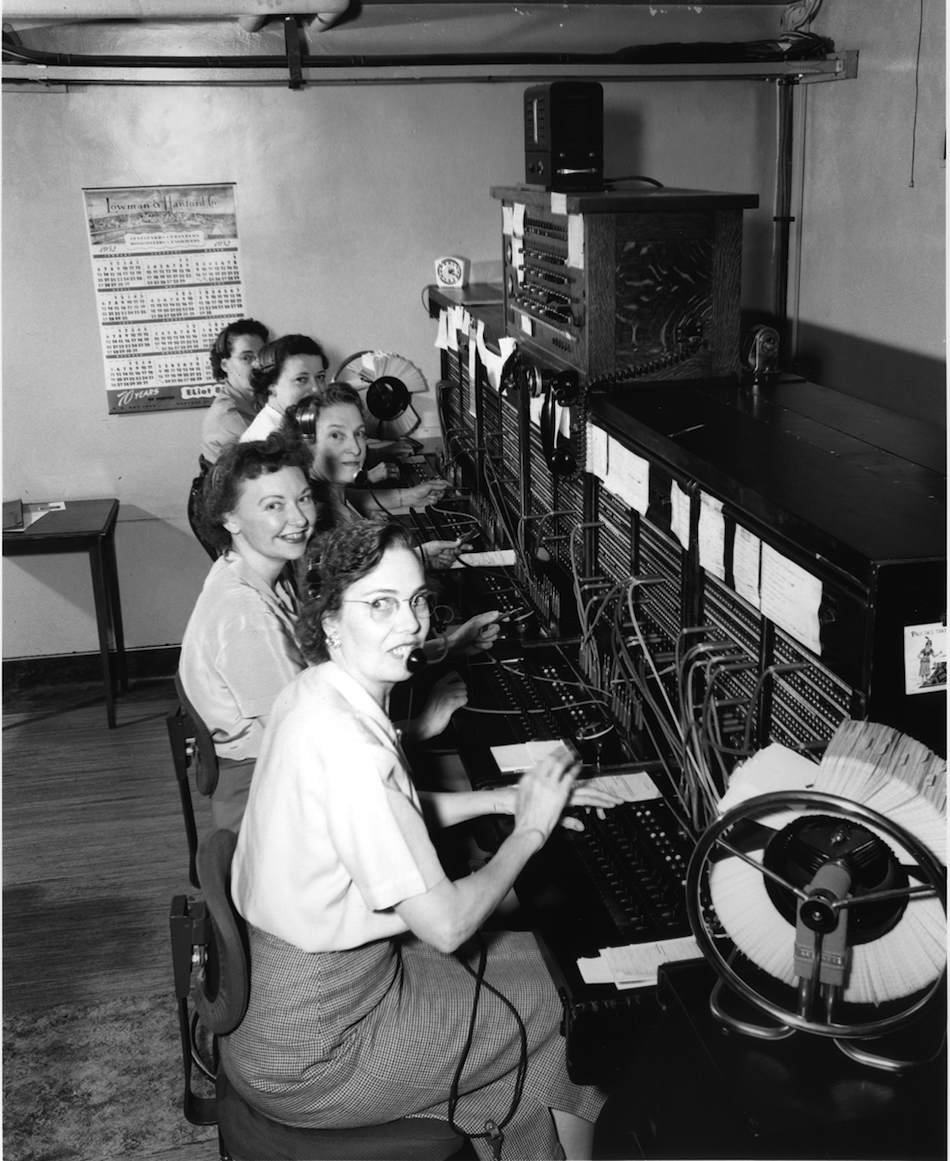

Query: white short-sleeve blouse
[232,662,447,952]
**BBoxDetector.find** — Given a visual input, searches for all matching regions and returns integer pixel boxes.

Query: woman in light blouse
[225,520,619,1159]
[181,436,467,831]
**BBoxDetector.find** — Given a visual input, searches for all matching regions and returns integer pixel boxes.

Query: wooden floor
[3,678,219,1161]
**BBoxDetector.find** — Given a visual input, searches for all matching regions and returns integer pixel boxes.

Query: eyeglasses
[343,592,433,621]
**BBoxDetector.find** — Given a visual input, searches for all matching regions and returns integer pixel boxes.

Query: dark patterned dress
[224,662,607,1160]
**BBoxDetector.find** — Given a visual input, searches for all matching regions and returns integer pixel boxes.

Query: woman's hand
[511,749,582,846]
[402,480,450,509]
[420,538,472,570]
[446,610,502,655]
[366,461,400,484]
[405,672,468,743]
[560,780,626,831]
[482,777,623,831]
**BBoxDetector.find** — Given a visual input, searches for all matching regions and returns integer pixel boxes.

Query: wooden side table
[3,499,128,727]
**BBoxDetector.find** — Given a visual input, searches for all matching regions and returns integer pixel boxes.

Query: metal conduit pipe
[771,76,796,354]
[2,1,350,23]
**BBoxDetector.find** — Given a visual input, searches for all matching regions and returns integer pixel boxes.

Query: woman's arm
[417,779,623,830]
[345,480,450,515]
[396,752,578,952]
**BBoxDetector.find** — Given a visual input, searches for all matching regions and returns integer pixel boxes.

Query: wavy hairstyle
[284,380,364,446]
[209,318,270,382]
[249,333,328,407]
[297,520,416,665]
[197,430,313,552]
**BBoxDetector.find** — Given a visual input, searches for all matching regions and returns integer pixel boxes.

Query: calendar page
[82,184,247,415]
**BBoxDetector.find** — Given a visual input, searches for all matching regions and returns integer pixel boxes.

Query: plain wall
[2,1,944,661]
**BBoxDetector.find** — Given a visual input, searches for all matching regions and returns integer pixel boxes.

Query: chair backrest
[170,828,466,1160]
[175,670,220,796]
[194,828,251,1035]
[166,702,201,889]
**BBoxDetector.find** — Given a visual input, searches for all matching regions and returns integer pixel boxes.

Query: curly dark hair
[197,431,314,552]
[209,318,270,382]
[249,334,328,408]
[297,521,416,664]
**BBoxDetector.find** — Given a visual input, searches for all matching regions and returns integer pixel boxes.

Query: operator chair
[170,828,466,1161]
[166,671,219,889]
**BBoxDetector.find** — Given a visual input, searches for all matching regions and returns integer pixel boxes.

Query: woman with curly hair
[179,434,317,830]
[225,519,618,1159]
[180,433,472,831]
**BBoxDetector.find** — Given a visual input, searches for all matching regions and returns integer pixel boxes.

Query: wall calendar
[82,183,247,415]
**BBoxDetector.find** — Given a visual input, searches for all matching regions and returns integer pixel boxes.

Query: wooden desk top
[3,499,119,548]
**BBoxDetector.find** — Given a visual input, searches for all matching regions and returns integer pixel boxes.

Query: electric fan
[686,719,947,1072]
[332,350,427,440]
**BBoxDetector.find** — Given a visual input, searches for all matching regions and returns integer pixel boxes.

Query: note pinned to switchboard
[603,437,648,515]
[698,492,725,581]
[434,309,450,351]
[567,215,584,269]
[670,481,691,550]
[585,423,608,482]
[760,544,822,654]
[733,524,761,609]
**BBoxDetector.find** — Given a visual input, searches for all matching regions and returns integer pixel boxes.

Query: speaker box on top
[524,81,604,192]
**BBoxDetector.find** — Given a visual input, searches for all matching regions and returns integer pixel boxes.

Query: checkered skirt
[220,926,607,1161]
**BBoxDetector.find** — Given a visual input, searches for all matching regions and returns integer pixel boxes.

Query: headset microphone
[405,648,428,673]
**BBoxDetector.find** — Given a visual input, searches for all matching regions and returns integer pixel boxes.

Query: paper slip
[583,770,662,802]
[490,738,575,775]
[579,937,703,990]
[4,500,65,532]
[452,549,516,569]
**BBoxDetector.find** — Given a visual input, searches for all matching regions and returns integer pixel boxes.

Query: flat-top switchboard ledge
[490,185,760,213]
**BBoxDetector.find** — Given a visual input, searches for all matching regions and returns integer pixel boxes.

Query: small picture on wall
[903,621,947,696]
[82,182,247,415]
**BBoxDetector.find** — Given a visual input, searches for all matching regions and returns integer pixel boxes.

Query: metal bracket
[284,15,303,90]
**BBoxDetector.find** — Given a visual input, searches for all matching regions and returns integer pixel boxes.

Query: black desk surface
[595,959,947,1161]
[592,379,946,580]
[2,499,119,548]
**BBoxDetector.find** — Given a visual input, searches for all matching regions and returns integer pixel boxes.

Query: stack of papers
[579,937,703,989]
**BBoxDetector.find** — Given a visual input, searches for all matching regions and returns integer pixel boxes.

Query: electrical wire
[448,934,528,1161]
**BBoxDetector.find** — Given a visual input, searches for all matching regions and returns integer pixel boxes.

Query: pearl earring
[326,631,341,651]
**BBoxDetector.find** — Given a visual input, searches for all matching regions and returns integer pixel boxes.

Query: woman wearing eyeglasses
[181,435,470,833]
[239,334,330,445]
[284,383,502,655]
[225,520,617,1160]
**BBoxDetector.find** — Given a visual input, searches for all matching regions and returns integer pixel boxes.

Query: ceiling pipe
[4,1,350,31]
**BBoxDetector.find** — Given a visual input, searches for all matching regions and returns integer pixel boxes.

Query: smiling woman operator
[180,434,475,832]
[224,520,618,1160]
[188,317,270,558]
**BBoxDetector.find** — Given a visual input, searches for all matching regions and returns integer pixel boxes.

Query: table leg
[89,540,117,729]
[102,524,128,692]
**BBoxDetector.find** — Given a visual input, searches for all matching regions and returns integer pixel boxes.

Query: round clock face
[436,257,463,286]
